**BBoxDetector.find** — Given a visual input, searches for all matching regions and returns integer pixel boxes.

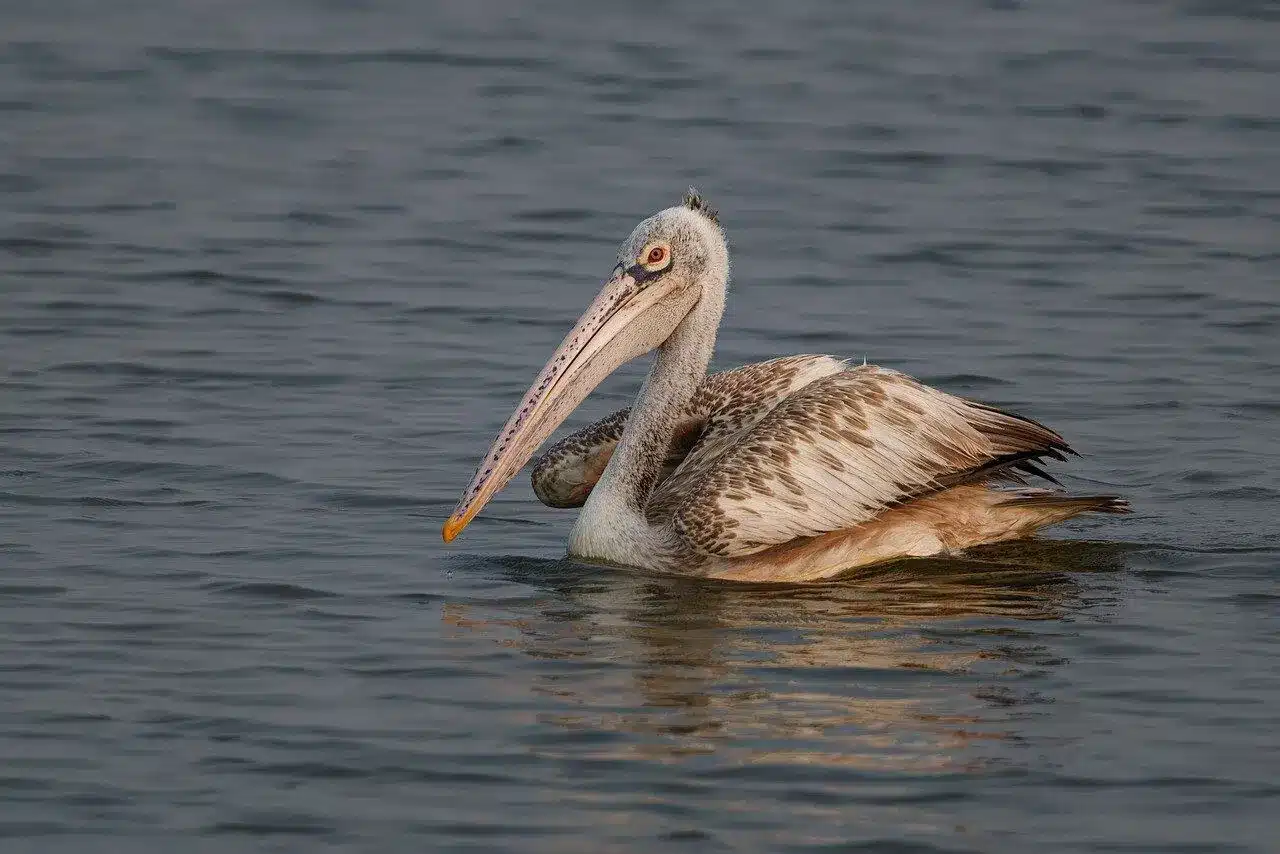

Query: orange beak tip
[441,516,466,543]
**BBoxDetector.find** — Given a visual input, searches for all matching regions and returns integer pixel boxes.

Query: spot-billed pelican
[442,192,1128,582]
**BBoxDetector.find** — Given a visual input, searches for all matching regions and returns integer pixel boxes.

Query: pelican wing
[667,366,1074,558]
[532,355,845,508]
[531,407,702,508]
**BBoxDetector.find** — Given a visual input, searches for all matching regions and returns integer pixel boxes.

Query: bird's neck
[570,272,725,559]
[614,291,722,506]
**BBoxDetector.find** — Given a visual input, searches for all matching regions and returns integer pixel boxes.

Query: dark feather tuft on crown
[681,188,719,225]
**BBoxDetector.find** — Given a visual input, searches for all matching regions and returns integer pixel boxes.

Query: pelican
[442,192,1129,582]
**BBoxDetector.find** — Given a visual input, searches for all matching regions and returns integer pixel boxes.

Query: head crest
[681,188,719,225]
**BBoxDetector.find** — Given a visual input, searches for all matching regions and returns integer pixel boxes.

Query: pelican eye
[639,243,672,273]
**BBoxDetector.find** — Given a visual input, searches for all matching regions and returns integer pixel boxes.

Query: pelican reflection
[441,540,1131,773]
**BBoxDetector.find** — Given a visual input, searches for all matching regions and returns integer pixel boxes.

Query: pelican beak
[442,266,694,542]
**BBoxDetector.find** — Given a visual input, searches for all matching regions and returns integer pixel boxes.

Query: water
[2,1,1278,851]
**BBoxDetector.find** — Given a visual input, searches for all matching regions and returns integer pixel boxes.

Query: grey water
[2,1,1278,851]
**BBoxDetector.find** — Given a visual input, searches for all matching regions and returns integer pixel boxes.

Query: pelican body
[443,193,1128,582]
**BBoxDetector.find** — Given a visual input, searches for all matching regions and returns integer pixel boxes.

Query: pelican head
[442,191,728,542]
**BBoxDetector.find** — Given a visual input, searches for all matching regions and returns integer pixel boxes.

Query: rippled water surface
[3,1,1278,851]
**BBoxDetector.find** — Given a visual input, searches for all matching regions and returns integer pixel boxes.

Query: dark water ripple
[2,1,1278,852]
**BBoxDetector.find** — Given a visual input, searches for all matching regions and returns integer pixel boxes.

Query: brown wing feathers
[532,361,1107,559]
[671,367,1090,558]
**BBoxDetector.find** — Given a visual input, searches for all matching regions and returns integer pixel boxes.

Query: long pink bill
[442,268,684,542]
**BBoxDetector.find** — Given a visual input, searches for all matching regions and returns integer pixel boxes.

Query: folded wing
[668,366,1074,557]
[532,355,845,508]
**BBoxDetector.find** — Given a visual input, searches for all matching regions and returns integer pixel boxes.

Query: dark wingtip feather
[968,400,1076,456]
[943,449,1068,490]
[1015,460,1063,487]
